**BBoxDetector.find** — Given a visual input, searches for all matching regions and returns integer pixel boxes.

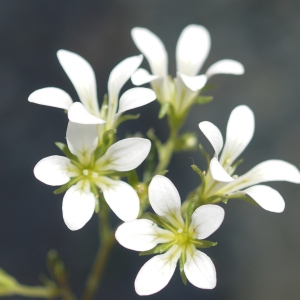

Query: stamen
[177,228,183,234]
[83,169,89,176]
[92,172,98,178]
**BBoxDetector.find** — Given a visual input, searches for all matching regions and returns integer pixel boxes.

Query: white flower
[34,121,151,230]
[131,24,244,113]
[115,175,224,295]
[199,105,300,213]
[28,50,156,128]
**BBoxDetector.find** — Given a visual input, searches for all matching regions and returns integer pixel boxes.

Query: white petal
[243,185,285,213]
[199,121,223,156]
[220,105,254,166]
[108,55,143,104]
[115,219,173,251]
[66,121,98,164]
[135,245,181,295]
[98,179,139,221]
[34,156,74,186]
[176,24,211,76]
[210,157,234,182]
[177,73,207,92]
[184,248,216,289]
[229,160,300,192]
[28,87,73,110]
[95,138,151,172]
[131,27,168,77]
[117,87,156,115]
[68,102,106,124]
[62,181,95,231]
[148,175,184,226]
[57,50,99,115]
[206,59,245,78]
[131,68,160,86]
[191,204,225,239]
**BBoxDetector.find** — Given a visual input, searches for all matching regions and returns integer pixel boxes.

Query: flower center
[174,227,193,247]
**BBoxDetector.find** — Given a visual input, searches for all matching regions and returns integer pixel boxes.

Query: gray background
[1,0,300,299]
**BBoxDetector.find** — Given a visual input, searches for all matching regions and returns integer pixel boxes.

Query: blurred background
[1,0,300,299]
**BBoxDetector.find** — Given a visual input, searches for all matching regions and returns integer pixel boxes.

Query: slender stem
[81,201,116,300]
[10,285,59,298]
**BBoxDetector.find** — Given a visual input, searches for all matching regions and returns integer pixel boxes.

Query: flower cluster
[22,24,300,299]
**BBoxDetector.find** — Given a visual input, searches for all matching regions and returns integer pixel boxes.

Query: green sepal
[199,144,210,166]
[115,113,140,127]
[139,242,172,256]
[103,128,117,146]
[94,198,100,213]
[227,192,260,207]
[174,132,198,152]
[53,177,79,194]
[158,102,170,119]
[100,94,108,120]
[194,96,213,105]
[191,164,206,189]
[185,199,195,228]
[127,170,139,187]
[230,158,244,174]
[55,142,77,161]
[193,240,217,249]
[143,142,157,182]
[143,212,175,232]
[199,84,217,93]
[179,254,187,285]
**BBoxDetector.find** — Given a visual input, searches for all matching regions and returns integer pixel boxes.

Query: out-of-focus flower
[34,122,151,230]
[116,175,224,295]
[199,105,300,212]
[131,24,244,114]
[28,50,156,129]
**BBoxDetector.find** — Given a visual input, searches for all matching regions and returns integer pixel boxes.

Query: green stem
[81,201,116,300]
[154,117,182,175]
[8,285,59,298]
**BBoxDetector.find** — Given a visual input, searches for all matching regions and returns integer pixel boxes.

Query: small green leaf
[158,102,170,119]
[195,96,213,105]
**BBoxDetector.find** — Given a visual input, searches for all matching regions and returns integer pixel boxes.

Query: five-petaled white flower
[130,24,244,114]
[34,121,151,230]
[199,105,300,212]
[116,175,224,295]
[28,50,156,131]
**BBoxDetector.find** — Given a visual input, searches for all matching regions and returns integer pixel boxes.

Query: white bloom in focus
[34,121,151,230]
[199,105,300,212]
[116,175,224,295]
[131,25,244,113]
[28,50,156,128]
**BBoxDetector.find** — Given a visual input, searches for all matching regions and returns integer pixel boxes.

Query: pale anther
[92,172,98,178]
[83,169,89,176]
[177,228,183,233]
